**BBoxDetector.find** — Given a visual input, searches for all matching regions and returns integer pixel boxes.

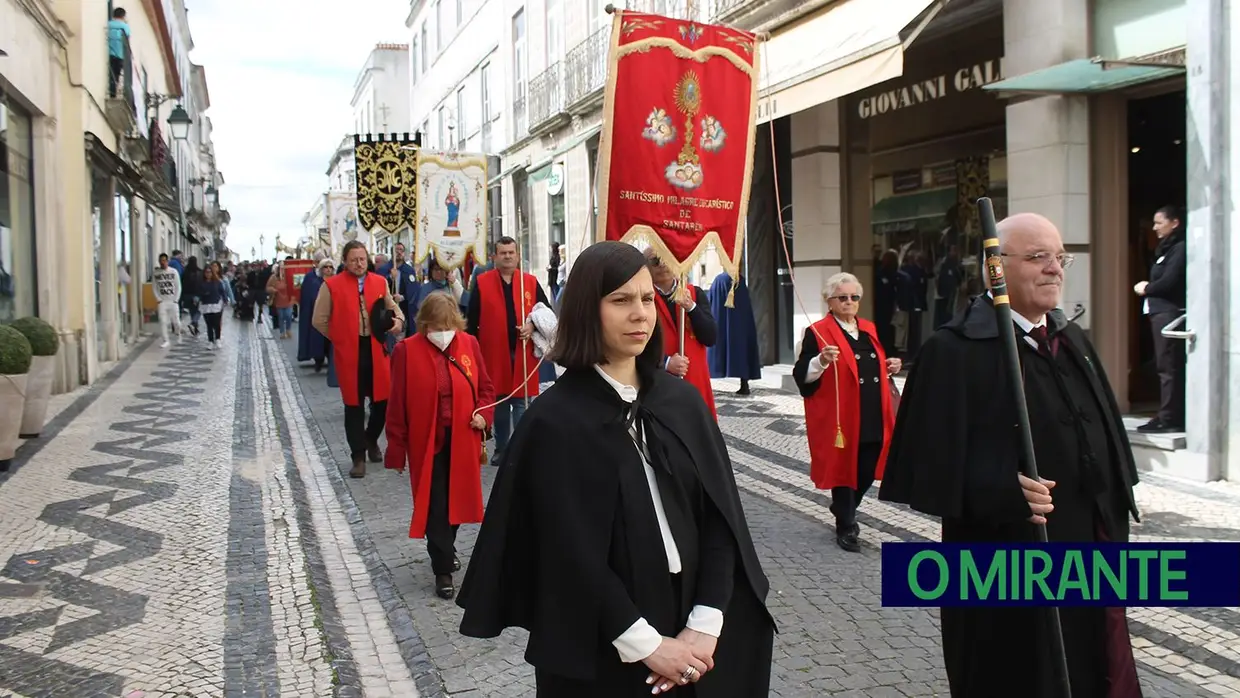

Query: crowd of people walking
[147,212,1176,695]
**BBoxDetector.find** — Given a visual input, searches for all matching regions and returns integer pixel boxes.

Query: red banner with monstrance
[596,11,759,304]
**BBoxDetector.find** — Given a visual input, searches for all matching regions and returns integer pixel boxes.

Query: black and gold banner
[354,132,422,235]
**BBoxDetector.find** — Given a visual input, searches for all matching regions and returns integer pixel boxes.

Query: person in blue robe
[297,258,333,372]
[708,270,761,395]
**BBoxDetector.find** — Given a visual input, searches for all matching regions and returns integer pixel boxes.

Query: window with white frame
[587,0,611,31]
[438,106,447,148]
[411,37,420,80]
[480,63,492,123]
[420,23,428,69]
[456,0,464,25]
[546,0,563,61]
[512,9,526,116]
[456,87,467,150]
[436,0,446,49]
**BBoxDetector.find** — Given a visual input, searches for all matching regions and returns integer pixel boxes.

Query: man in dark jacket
[1134,205,1187,433]
[881,213,1142,698]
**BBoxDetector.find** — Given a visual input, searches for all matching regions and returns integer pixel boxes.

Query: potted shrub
[0,324,32,469]
[10,317,60,438]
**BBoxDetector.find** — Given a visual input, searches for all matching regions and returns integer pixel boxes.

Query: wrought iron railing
[565,27,609,107]
[527,62,565,129]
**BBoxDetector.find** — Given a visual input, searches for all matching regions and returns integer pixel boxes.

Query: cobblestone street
[0,318,1236,697]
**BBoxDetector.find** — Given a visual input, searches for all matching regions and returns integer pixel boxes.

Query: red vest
[476,269,540,399]
[802,316,895,490]
[325,272,391,406]
[384,333,494,538]
[657,287,717,419]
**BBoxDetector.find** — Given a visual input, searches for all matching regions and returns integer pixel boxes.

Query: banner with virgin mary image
[414,151,488,271]
[596,10,759,292]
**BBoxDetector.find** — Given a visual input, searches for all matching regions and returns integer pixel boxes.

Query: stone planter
[0,374,28,462]
[19,355,56,438]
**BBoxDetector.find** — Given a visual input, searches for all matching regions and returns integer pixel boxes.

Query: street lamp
[260,234,265,260]
[205,185,218,208]
[166,104,192,141]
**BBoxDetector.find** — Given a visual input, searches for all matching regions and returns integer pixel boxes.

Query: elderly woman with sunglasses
[792,272,901,552]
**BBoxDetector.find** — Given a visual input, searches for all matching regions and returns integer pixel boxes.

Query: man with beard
[879,213,1142,698]
[313,241,405,478]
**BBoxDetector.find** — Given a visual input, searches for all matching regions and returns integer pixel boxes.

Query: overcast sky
[186,0,410,261]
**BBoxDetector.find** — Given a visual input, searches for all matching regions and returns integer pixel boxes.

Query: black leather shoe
[435,574,455,599]
[836,531,861,553]
[366,441,383,463]
[1137,418,1179,434]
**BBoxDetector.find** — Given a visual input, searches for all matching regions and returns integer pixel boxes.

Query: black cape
[457,365,774,696]
[879,296,1141,698]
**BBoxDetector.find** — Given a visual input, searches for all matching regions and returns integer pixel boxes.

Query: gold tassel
[725,277,736,308]
[834,424,846,449]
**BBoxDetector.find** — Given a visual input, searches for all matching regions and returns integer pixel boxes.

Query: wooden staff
[678,273,687,360]
[519,258,530,408]
[977,196,1072,697]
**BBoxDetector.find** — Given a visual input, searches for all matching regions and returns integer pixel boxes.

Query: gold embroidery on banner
[354,137,419,235]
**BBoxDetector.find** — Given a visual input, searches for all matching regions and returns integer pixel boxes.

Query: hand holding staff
[976,196,1072,697]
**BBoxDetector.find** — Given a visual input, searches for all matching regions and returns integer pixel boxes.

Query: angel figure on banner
[700,115,726,152]
[642,108,676,147]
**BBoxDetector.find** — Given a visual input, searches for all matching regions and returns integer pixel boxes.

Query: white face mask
[427,330,455,351]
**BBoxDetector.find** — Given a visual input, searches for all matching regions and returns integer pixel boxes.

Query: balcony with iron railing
[564,27,609,114]
[104,33,138,135]
[527,62,569,136]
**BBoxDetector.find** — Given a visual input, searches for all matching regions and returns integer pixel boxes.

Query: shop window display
[0,96,36,322]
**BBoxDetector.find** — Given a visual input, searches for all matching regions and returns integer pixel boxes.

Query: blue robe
[297,272,327,362]
[707,272,761,380]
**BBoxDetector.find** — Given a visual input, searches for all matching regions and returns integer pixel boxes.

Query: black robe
[457,365,774,697]
[879,296,1142,698]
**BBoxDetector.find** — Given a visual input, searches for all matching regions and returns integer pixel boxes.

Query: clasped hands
[818,345,902,375]
[644,629,717,694]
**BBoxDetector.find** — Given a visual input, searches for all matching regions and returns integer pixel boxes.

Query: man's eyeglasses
[829,294,862,303]
[1001,252,1075,269]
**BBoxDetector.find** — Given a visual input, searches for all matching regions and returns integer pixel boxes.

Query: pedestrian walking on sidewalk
[791,272,900,553]
[298,258,333,371]
[199,265,228,349]
[458,241,775,697]
[312,241,404,478]
[181,257,203,337]
[267,263,295,339]
[384,293,494,600]
[152,253,182,348]
[880,213,1142,698]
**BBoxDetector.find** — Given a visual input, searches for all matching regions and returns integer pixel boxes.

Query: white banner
[415,151,488,271]
[327,193,365,253]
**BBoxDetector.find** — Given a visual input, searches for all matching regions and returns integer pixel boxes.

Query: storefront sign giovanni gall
[857,60,1002,119]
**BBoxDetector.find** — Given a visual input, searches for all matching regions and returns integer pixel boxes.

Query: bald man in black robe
[880,213,1143,697]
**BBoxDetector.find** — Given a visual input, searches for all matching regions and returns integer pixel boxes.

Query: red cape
[476,269,540,399]
[325,272,391,406]
[802,316,895,489]
[384,333,496,538]
[656,288,717,419]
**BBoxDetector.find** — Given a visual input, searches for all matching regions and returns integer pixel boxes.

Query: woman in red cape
[792,272,901,552]
[385,292,495,599]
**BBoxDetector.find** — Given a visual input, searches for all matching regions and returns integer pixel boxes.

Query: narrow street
[0,320,1236,697]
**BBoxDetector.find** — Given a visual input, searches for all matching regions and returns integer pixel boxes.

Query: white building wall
[409,0,505,152]
[352,46,411,134]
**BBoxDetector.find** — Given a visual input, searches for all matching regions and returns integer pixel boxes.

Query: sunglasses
[829,294,862,303]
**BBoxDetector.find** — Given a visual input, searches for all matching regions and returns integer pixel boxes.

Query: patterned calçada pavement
[0,316,1235,697]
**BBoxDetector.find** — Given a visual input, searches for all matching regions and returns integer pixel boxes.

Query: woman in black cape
[457,241,774,697]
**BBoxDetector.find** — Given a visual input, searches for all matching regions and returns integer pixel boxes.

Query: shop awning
[757,0,944,124]
[527,124,602,179]
[487,160,527,187]
[981,57,1185,96]
[870,188,957,226]
[84,132,181,218]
